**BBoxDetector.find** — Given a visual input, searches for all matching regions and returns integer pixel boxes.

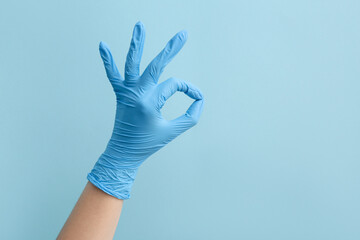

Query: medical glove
[87,22,204,199]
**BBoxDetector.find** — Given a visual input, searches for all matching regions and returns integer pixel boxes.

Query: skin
[57,182,123,240]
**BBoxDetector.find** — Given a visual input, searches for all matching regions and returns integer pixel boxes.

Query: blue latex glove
[87,22,204,199]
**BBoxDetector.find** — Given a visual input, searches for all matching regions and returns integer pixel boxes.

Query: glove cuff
[87,161,138,200]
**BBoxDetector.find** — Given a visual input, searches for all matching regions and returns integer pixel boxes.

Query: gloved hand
[87,22,204,199]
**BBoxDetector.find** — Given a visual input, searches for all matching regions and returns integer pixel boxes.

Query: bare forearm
[57,182,123,240]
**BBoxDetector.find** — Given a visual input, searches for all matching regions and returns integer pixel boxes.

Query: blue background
[1,0,359,239]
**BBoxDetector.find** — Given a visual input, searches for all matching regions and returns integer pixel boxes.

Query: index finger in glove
[155,77,203,110]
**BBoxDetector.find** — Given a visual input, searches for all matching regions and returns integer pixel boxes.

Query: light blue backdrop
[1,0,359,239]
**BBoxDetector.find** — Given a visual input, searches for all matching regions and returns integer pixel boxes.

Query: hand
[87,22,204,199]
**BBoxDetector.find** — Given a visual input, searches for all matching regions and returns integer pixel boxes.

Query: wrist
[87,160,138,200]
